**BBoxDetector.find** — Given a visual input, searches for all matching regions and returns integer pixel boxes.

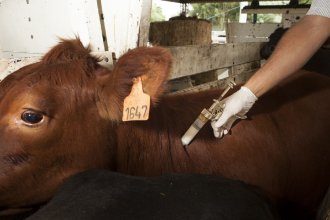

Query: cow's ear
[95,46,172,121]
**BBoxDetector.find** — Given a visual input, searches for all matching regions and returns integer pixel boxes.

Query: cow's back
[116,70,330,219]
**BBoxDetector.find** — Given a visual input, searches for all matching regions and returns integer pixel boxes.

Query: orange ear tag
[122,77,150,121]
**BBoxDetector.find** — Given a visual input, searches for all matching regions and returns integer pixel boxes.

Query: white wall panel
[0,0,104,58]
[101,0,143,57]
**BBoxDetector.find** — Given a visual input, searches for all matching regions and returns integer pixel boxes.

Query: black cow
[27,170,279,220]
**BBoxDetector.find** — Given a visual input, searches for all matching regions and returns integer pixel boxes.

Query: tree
[151,5,165,22]
[247,13,282,23]
[188,3,240,30]
[299,0,312,4]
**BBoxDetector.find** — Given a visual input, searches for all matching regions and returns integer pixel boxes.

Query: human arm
[212,14,330,138]
[245,15,330,97]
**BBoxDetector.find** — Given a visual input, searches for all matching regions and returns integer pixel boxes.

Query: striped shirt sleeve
[306,0,330,18]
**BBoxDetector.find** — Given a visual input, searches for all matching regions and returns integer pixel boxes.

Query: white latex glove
[211,86,258,138]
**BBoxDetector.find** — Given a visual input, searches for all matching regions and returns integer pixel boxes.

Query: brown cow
[0,39,329,219]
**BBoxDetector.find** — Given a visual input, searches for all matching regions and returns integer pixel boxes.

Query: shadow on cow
[0,39,329,220]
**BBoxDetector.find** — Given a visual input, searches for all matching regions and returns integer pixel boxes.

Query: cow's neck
[114,119,198,176]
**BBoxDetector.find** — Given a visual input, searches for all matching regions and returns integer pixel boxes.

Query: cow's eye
[21,111,44,125]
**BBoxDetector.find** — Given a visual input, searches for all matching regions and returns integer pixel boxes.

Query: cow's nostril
[21,111,44,124]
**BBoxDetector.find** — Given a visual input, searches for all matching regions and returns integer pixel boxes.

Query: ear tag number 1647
[122,77,150,121]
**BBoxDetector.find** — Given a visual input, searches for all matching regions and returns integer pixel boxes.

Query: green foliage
[299,0,312,4]
[150,1,310,28]
[247,14,282,23]
[151,5,165,22]
[188,3,240,30]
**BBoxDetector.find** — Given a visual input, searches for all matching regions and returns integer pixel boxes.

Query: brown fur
[0,39,329,220]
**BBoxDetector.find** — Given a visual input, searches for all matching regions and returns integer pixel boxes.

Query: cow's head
[0,39,172,211]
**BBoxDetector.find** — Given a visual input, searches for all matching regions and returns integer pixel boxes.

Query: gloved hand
[211,86,258,138]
